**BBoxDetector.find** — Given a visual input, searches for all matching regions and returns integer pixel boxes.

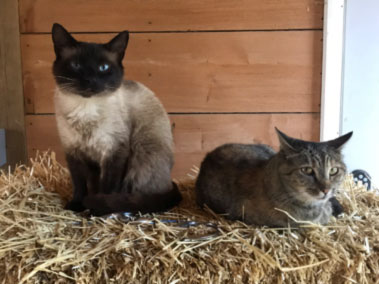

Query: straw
[0,151,377,283]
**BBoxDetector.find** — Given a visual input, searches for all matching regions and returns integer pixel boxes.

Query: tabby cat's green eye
[329,167,339,176]
[301,167,314,175]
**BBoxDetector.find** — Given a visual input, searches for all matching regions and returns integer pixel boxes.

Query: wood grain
[0,0,26,168]
[21,31,322,114]
[19,0,323,33]
[26,114,320,179]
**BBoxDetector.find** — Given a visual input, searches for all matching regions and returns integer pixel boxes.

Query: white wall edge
[320,0,345,141]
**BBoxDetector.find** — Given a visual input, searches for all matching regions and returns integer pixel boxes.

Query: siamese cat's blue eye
[329,167,339,176]
[301,167,314,175]
[99,64,109,72]
[70,61,81,70]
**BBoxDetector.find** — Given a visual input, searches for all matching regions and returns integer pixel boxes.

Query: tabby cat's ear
[325,131,353,150]
[105,31,129,61]
[275,127,298,152]
[51,23,77,57]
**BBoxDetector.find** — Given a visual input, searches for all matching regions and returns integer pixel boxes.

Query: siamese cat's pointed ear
[105,31,129,61]
[275,127,297,152]
[325,131,353,150]
[52,23,77,56]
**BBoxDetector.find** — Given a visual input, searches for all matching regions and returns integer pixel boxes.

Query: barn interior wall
[19,0,324,178]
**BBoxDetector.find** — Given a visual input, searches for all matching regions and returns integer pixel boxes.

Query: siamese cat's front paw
[65,200,86,212]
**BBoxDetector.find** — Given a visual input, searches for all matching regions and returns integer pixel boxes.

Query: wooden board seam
[20,28,323,35]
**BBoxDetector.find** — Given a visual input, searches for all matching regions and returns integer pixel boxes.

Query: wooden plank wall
[19,0,323,179]
[0,0,26,169]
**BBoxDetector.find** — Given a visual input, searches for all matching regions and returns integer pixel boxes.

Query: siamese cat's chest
[55,89,129,159]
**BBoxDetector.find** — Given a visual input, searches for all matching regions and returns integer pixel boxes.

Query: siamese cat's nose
[84,78,95,85]
[83,79,102,93]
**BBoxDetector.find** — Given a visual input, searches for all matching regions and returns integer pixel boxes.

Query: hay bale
[0,151,378,283]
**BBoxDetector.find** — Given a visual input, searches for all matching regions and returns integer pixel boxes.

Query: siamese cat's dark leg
[99,149,128,194]
[85,158,101,195]
[65,154,88,212]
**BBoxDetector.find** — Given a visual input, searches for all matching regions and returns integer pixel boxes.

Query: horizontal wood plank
[19,0,323,33]
[21,31,322,114]
[25,114,320,179]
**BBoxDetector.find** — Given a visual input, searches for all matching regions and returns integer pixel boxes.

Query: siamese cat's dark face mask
[51,23,129,97]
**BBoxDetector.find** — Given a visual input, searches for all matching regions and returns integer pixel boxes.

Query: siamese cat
[51,23,181,216]
[196,128,352,227]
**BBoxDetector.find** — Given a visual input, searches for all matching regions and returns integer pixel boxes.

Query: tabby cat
[196,128,352,227]
[51,23,181,216]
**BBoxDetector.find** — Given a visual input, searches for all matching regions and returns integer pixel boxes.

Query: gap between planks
[20,28,323,35]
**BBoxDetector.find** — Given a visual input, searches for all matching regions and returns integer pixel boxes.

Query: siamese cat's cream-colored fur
[55,81,172,168]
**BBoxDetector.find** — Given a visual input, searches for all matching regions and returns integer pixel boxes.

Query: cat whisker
[55,76,77,82]
[58,84,74,90]
[105,85,119,91]
[58,83,76,93]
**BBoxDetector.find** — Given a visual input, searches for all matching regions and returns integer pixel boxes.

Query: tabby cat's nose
[321,188,330,194]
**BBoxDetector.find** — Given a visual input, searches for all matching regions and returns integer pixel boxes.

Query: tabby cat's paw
[329,197,344,217]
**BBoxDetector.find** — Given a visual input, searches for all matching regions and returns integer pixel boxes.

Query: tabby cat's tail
[83,182,182,216]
